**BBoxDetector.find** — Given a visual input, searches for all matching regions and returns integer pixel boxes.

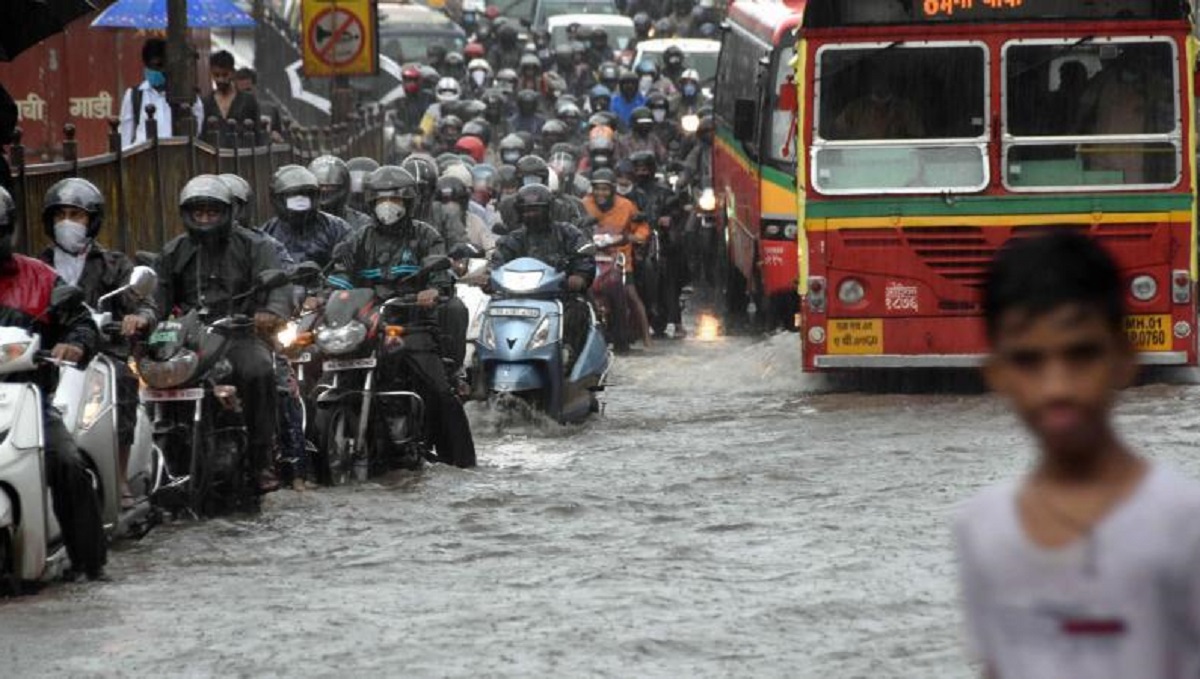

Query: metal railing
[8,104,388,258]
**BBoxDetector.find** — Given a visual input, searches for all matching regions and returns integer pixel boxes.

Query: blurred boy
[956,231,1200,678]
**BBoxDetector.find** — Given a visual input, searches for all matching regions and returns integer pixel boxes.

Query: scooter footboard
[488,362,546,393]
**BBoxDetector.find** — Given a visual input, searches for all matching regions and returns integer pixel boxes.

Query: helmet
[179,174,234,239]
[497,165,520,192]
[633,12,652,37]
[697,22,717,38]
[438,114,463,139]
[218,173,254,223]
[436,175,469,209]
[590,168,616,187]
[589,84,612,107]
[587,135,615,168]
[464,42,486,60]
[495,68,518,91]
[436,152,465,175]
[630,150,658,177]
[468,57,492,76]
[270,164,320,222]
[598,63,620,88]
[308,155,351,214]
[427,44,448,63]
[400,154,439,203]
[631,107,654,129]
[589,28,608,49]
[519,53,541,75]
[663,45,686,72]
[498,133,528,166]
[364,166,418,229]
[548,149,577,183]
[443,162,474,186]
[618,68,638,86]
[541,119,568,147]
[515,155,550,186]
[514,183,553,230]
[654,17,674,38]
[647,90,669,112]
[445,51,465,70]
[42,177,104,239]
[516,89,540,114]
[472,163,497,187]
[419,65,441,91]
[436,77,461,103]
[402,65,421,94]
[346,157,380,197]
[635,59,659,79]
[451,136,483,164]
[459,99,487,120]
[680,68,700,85]
[554,44,574,69]
[462,118,492,145]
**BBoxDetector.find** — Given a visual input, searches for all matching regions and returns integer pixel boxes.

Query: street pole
[166,0,196,136]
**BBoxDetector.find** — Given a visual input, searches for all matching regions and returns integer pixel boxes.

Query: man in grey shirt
[957,231,1200,679]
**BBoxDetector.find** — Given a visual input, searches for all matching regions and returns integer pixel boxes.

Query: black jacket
[496,194,594,237]
[492,222,595,288]
[261,211,351,269]
[156,226,291,320]
[329,218,452,294]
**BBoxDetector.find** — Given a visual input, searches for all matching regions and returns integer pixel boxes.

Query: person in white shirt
[957,230,1200,679]
[119,38,203,149]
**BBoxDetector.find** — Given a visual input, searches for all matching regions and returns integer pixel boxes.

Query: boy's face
[211,65,234,92]
[985,304,1136,461]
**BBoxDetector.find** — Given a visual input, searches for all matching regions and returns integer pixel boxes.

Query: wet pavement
[3,333,1199,678]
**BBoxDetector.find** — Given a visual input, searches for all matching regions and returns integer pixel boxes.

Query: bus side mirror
[734,99,756,143]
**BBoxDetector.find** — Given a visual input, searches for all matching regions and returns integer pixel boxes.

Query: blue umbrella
[91,0,254,29]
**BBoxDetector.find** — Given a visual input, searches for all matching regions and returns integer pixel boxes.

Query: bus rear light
[1130,275,1158,302]
[1172,270,1191,304]
[808,277,826,313]
[1174,321,1191,339]
[838,278,866,305]
[808,326,826,345]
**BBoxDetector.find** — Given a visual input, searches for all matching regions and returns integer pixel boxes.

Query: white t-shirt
[955,463,1200,679]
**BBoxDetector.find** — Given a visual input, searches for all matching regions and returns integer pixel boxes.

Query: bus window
[811,43,988,194]
[1003,38,1180,190]
[768,47,797,165]
[716,27,769,161]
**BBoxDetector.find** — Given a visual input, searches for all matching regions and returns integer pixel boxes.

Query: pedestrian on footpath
[955,231,1200,679]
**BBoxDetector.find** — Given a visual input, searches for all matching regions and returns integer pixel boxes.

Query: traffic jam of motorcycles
[0,2,725,590]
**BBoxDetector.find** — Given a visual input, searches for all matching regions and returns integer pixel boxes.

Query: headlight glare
[317,321,368,355]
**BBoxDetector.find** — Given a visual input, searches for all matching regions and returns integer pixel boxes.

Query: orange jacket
[582,194,650,273]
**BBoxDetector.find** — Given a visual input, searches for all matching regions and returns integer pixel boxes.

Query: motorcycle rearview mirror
[257,269,290,290]
[51,285,85,311]
[128,266,158,299]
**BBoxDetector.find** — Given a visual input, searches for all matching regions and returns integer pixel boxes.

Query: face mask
[639,75,654,94]
[375,201,406,226]
[286,195,312,212]
[616,183,632,196]
[652,109,666,123]
[502,151,521,164]
[682,84,697,98]
[54,220,91,255]
[472,70,487,87]
[215,79,233,93]
[145,68,166,89]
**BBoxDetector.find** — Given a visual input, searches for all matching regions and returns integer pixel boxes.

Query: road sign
[302,0,378,77]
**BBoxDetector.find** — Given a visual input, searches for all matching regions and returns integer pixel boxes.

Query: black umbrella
[1,0,107,62]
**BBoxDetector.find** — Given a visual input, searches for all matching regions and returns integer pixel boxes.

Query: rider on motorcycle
[0,186,106,580]
[261,165,351,268]
[583,169,652,348]
[309,156,373,232]
[156,176,289,492]
[617,107,668,165]
[628,151,686,339]
[38,178,158,511]
[491,184,595,370]
[497,155,591,235]
[328,167,477,468]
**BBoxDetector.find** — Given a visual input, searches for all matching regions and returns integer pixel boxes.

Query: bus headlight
[838,278,866,305]
[1131,275,1158,302]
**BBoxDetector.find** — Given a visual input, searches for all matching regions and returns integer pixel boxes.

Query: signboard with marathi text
[301,0,379,78]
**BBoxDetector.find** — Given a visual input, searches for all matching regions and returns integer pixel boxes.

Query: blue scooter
[476,257,612,423]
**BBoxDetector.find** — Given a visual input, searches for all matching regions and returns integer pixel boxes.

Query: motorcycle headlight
[527,316,554,351]
[277,322,299,348]
[77,363,112,432]
[0,342,32,367]
[138,349,199,389]
[697,188,717,212]
[681,114,700,134]
[317,321,367,355]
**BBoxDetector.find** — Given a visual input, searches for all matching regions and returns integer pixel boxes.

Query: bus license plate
[323,357,377,372]
[828,319,883,355]
[1125,315,1172,352]
[141,387,205,402]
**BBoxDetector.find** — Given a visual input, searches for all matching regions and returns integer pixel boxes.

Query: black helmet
[587,135,615,169]
[498,133,528,166]
[554,43,574,69]
[218,173,254,223]
[618,68,638,88]
[515,155,550,186]
[541,119,568,147]
[462,118,492,146]
[364,166,418,230]
[589,28,608,49]
[270,164,320,222]
[438,114,463,139]
[308,155,351,214]
[179,174,234,240]
[459,99,488,120]
[516,89,540,114]
[598,63,620,88]
[631,107,654,128]
[663,45,685,72]
[514,183,553,231]
[43,177,104,239]
[427,43,447,63]
[633,12,652,37]
[400,154,439,201]
[436,175,469,209]
[495,68,519,91]
[646,91,669,113]
[519,53,541,74]
[445,51,465,69]
[630,150,658,177]
[590,168,616,187]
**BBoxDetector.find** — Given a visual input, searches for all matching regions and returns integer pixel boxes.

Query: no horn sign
[302,0,378,77]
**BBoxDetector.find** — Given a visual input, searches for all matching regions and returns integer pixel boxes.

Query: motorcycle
[311,257,452,485]
[0,288,96,589]
[590,233,636,353]
[137,268,292,517]
[476,255,612,424]
[53,265,161,540]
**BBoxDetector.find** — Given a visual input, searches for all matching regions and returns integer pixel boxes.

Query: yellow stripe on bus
[805,211,1193,231]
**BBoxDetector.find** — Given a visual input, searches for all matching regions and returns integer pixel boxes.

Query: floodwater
[3,333,1199,678]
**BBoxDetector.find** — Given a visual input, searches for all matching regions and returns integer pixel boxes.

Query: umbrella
[91,0,254,29]
[1,0,106,62]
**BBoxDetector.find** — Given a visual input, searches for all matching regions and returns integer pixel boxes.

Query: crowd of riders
[0,0,720,584]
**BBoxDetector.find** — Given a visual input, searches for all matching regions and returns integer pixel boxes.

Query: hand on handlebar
[51,343,84,365]
[121,314,150,337]
[416,288,440,309]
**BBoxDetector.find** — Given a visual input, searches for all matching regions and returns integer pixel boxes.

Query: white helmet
[467,58,493,76]
[442,163,473,187]
[436,77,461,103]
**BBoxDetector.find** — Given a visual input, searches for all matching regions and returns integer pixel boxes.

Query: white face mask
[374,201,406,226]
[471,70,487,87]
[639,75,653,94]
[652,109,666,123]
[285,195,312,212]
[616,183,633,196]
[53,219,91,255]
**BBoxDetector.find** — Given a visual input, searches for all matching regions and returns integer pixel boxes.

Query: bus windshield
[1003,38,1180,190]
[813,43,988,194]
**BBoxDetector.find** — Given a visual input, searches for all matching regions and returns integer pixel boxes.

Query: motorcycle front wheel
[317,406,356,486]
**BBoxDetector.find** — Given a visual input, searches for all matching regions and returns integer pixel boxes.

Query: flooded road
[4,334,1199,678]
